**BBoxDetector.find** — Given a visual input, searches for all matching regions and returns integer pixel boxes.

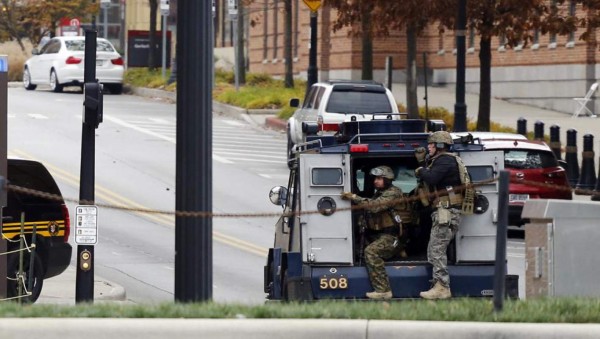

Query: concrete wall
[523,199,600,298]
[433,64,600,115]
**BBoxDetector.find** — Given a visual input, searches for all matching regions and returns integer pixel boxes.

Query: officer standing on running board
[414,131,472,300]
[341,165,405,300]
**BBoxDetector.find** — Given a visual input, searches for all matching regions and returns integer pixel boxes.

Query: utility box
[523,199,600,298]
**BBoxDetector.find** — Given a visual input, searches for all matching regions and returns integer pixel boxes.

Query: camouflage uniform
[415,131,468,299]
[350,185,404,293]
[429,206,461,287]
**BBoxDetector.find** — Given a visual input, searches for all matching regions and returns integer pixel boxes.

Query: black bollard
[576,134,597,194]
[592,154,600,201]
[533,121,544,141]
[565,129,579,187]
[549,125,561,160]
[517,118,527,138]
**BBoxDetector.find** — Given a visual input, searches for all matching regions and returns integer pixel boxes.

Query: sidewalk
[37,266,126,304]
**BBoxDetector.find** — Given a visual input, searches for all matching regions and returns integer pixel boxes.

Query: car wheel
[23,68,37,90]
[49,70,63,93]
[7,251,44,303]
[107,83,123,95]
[287,134,295,169]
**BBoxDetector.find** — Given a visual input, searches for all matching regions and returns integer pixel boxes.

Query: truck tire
[287,135,295,169]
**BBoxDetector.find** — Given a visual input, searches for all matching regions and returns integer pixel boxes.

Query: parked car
[287,80,400,167]
[454,132,572,228]
[23,36,124,94]
[2,158,72,302]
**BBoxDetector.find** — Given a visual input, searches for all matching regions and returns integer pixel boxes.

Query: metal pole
[103,7,108,39]
[233,16,239,91]
[162,14,167,79]
[454,0,467,132]
[175,0,213,302]
[307,10,318,89]
[76,28,97,304]
[385,56,392,91]
[0,55,8,299]
[494,171,509,312]
[423,52,429,129]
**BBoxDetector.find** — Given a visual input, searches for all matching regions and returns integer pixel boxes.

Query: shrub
[0,40,33,82]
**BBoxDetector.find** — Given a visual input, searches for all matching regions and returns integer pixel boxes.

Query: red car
[455,132,572,227]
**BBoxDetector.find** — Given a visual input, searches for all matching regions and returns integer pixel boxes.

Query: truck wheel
[287,136,295,169]
[7,253,44,303]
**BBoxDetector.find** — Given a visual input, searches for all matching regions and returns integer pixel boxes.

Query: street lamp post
[454,0,467,132]
[307,10,318,89]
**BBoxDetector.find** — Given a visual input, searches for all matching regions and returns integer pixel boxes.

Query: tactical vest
[364,186,407,231]
[428,152,475,214]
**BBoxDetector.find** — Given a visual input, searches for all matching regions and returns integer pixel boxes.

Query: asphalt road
[7,87,283,304]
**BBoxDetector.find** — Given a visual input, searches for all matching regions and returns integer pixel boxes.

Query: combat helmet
[427,131,454,146]
[370,166,395,180]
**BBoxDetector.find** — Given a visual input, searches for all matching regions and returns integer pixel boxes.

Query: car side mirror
[269,186,288,206]
[31,48,39,55]
[289,98,300,108]
[558,159,567,170]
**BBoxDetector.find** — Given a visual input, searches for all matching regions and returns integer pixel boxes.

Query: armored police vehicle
[265,118,518,301]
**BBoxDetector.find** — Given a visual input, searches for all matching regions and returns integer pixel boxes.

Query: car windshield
[504,149,558,169]
[326,90,392,114]
[65,40,116,52]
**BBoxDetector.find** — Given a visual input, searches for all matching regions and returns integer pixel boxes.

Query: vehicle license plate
[509,194,529,202]
[96,60,103,66]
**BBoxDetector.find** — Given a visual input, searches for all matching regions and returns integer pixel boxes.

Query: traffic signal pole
[76,22,104,303]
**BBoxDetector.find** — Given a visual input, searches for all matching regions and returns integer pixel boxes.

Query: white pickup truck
[287,80,400,168]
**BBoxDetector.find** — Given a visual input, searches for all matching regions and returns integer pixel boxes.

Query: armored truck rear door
[455,150,504,262]
[299,153,353,264]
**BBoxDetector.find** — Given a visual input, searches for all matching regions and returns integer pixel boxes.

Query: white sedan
[23,36,124,94]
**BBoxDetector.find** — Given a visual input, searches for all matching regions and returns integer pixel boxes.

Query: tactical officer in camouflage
[414,131,466,300]
[341,165,404,300]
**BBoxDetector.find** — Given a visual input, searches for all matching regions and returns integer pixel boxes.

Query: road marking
[148,118,170,124]
[28,113,48,119]
[103,115,233,164]
[10,149,267,258]
[222,120,246,127]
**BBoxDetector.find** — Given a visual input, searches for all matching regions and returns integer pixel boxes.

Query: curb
[95,280,127,301]
[265,116,287,131]
[0,318,598,339]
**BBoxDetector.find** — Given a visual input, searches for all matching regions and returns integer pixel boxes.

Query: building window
[498,35,506,52]
[467,26,475,54]
[531,29,540,50]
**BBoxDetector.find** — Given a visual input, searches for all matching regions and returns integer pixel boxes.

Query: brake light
[66,56,82,64]
[320,123,340,132]
[350,144,369,153]
[61,204,70,243]
[111,57,124,65]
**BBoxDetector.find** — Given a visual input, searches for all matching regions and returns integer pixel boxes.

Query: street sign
[302,0,321,12]
[160,0,170,16]
[228,0,238,19]
[75,205,98,245]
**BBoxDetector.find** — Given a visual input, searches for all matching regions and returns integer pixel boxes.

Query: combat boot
[366,290,392,300]
[419,282,451,300]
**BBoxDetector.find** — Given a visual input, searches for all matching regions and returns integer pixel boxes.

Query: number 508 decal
[319,275,348,289]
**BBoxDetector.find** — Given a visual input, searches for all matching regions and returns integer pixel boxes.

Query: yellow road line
[10,150,268,257]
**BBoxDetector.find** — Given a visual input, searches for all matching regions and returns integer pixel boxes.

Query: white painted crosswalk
[103,114,288,168]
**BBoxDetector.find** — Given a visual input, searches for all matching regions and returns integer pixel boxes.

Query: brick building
[215,0,600,115]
